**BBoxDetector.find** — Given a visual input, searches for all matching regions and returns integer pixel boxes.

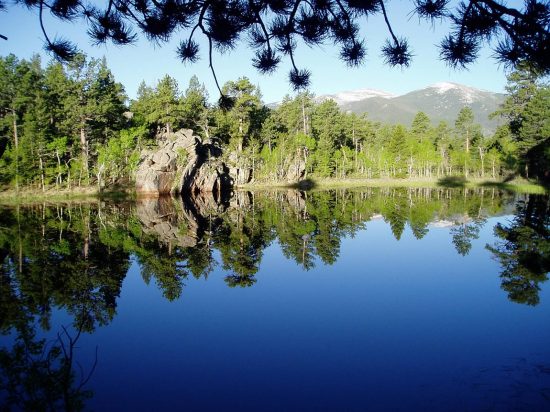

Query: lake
[1,187,549,411]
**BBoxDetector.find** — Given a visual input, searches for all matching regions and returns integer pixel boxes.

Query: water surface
[1,187,549,411]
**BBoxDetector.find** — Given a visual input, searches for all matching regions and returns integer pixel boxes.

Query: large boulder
[135,129,231,195]
[286,158,306,183]
[226,152,252,185]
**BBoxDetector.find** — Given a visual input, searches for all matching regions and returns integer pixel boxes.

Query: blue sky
[1,2,513,103]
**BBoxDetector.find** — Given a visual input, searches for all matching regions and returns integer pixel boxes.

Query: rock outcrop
[286,158,306,183]
[135,128,310,195]
[135,129,231,196]
[136,196,200,248]
[226,152,252,186]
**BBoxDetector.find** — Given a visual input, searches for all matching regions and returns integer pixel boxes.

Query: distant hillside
[316,82,506,134]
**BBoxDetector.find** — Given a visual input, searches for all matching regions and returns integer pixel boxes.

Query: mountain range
[314,82,506,134]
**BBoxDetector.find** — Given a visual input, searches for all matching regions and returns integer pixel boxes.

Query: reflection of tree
[0,321,94,411]
[215,214,269,288]
[310,192,341,265]
[409,201,433,240]
[451,219,485,256]
[134,240,188,301]
[224,273,257,288]
[0,205,128,332]
[0,186,524,307]
[279,218,316,271]
[382,192,408,241]
[450,194,488,256]
[487,195,550,306]
[56,239,128,332]
[187,243,216,280]
[0,205,128,411]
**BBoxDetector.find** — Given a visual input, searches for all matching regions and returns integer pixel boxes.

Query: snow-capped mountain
[328,82,505,133]
[316,88,395,105]
[419,82,501,105]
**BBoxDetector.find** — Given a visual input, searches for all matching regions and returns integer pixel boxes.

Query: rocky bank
[135,129,306,195]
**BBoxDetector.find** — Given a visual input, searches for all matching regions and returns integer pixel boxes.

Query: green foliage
[96,126,146,187]
[131,75,182,135]
[0,53,126,190]
[0,51,544,192]
[181,75,209,134]
[493,66,550,180]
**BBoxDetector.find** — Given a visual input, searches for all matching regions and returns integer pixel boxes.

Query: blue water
[1,190,549,411]
[64,220,550,410]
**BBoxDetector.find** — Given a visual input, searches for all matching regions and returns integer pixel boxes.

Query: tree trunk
[80,126,89,182]
[238,117,244,152]
[478,146,485,178]
[12,110,19,192]
[55,149,62,189]
[39,155,45,192]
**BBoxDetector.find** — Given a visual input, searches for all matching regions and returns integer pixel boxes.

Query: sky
[0,2,517,103]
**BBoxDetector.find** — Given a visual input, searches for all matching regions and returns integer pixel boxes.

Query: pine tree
[181,75,209,133]
[148,75,181,135]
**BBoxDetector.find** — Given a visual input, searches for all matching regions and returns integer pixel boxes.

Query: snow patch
[427,82,488,104]
[431,82,461,93]
[318,88,395,105]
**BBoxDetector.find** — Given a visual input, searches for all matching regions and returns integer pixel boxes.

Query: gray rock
[135,129,231,195]
[286,158,306,183]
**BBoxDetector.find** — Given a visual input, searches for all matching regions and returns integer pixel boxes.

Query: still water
[0,187,549,411]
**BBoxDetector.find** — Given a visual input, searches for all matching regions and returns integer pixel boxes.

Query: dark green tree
[148,75,182,135]
[493,65,550,179]
[181,75,209,135]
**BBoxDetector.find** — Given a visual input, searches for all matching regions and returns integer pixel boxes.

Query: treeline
[1,54,548,191]
[0,54,130,190]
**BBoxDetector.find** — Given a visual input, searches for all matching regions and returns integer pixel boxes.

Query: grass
[0,185,135,205]
[1,175,545,205]
[239,176,548,194]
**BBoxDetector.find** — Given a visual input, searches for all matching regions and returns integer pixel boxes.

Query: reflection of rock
[285,189,306,212]
[135,129,231,195]
[136,196,200,248]
[229,190,253,210]
[191,191,227,216]
[135,189,309,249]
[136,189,233,248]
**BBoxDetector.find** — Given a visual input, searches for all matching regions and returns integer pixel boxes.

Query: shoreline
[238,177,548,194]
[0,187,134,205]
[0,177,546,204]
